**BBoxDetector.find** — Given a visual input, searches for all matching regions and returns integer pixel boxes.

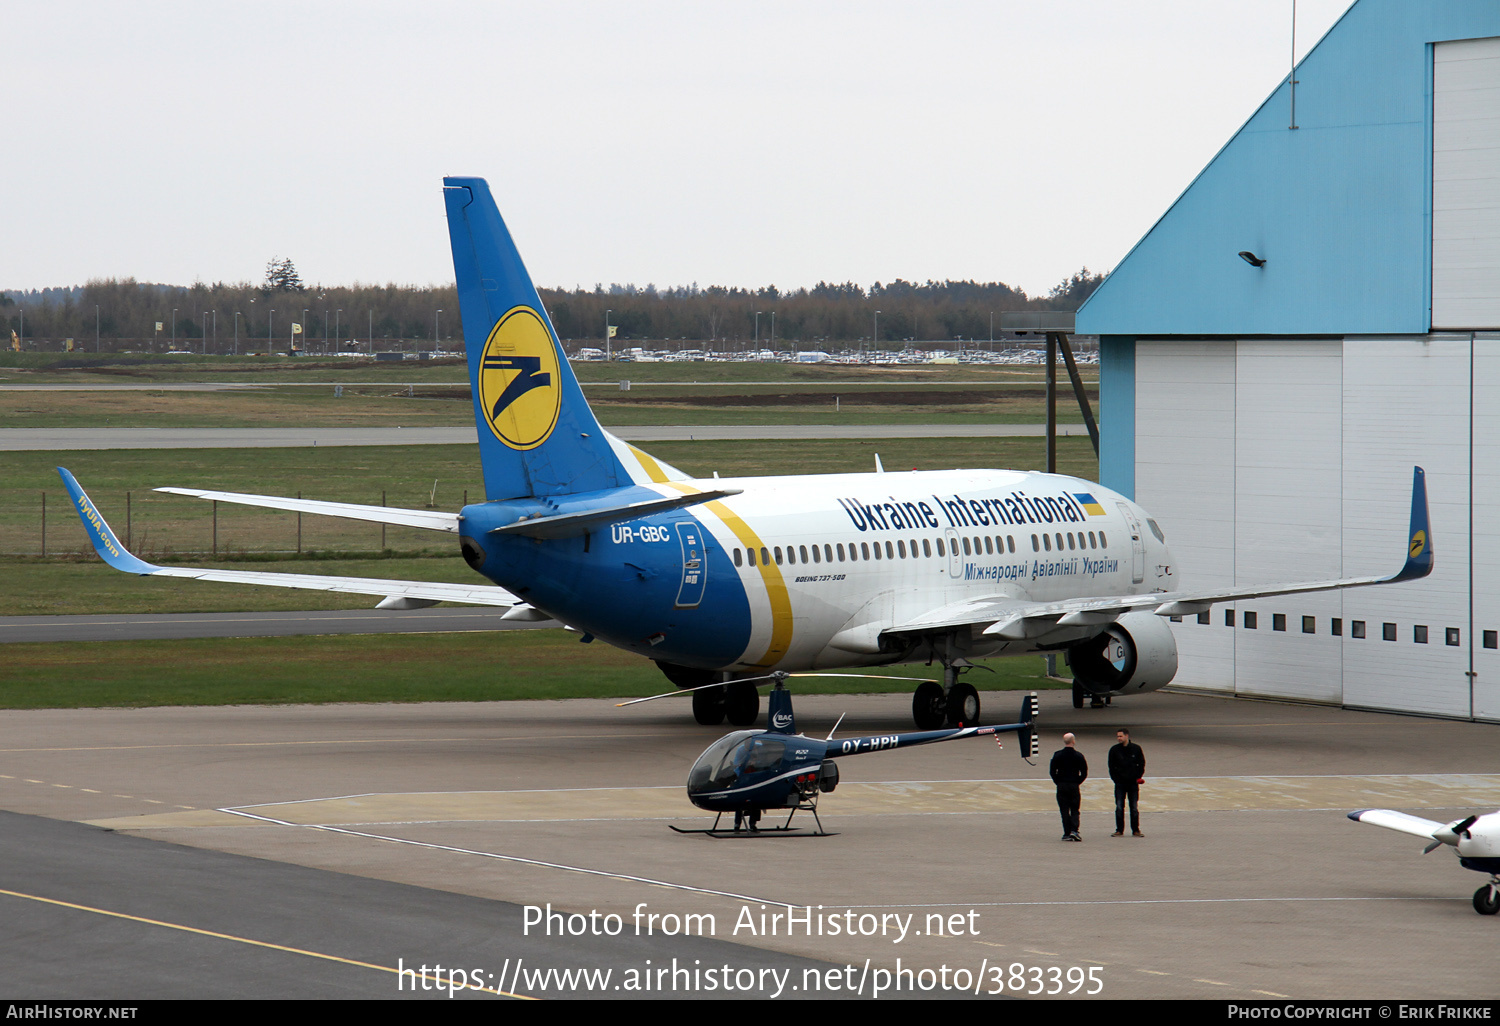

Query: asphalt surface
[2,690,1497,1000]
[0,424,1087,450]
[0,608,556,644]
[0,811,838,999]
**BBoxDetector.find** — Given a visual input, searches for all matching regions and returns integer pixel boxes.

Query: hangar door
[1433,36,1500,330]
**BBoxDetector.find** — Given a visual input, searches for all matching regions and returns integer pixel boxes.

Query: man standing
[1109,728,1146,837]
[1049,732,1087,841]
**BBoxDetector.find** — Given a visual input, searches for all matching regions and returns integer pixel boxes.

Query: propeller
[1423,814,1479,853]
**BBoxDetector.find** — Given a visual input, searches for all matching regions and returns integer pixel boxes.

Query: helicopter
[622,674,1039,836]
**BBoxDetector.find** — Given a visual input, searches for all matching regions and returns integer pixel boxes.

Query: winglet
[56,468,159,575]
[1387,466,1432,583]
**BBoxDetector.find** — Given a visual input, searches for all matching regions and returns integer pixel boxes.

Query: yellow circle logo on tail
[1410,530,1426,559]
[477,306,561,450]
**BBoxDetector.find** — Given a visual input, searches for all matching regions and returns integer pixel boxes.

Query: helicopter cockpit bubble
[686,731,787,797]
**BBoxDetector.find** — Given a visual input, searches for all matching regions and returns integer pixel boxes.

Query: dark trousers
[1114,782,1140,832]
[1056,784,1080,836]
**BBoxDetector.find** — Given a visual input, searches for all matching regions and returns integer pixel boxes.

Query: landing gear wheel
[725,682,760,726]
[913,681,946,730]
[946,682,980,726]
[692,685,726,726]
[1474,885,1500,915]
[1072,680,1085,709]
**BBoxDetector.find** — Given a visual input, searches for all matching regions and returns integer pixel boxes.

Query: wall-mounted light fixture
[1238,250,1267,267]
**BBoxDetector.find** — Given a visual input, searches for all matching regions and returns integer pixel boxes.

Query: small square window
[1414,625,1428,644]
[1486,631,1498,650]
[1332,618,1343,636]
[1244,611,1258,629]
[1382,622,1397,642]
[1225,609,1235,627]
[1169,615,1182,623]
[733,548,743,567]
[1197,611,1211,625]
[1352,620,1366,639]
[1272,613,1286,632]
[1446,627,1461,647]
[1302,616,1316,634]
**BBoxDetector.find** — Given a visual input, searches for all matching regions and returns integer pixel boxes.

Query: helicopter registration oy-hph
[619,676,1039,836]
[58,177,1435,731]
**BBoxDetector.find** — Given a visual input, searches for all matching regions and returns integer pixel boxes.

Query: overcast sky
[6,1,1353,297]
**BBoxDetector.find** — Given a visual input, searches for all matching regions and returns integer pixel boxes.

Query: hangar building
[1076,0,1500,720]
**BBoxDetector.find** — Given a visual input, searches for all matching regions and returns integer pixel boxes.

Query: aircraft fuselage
[460,467,1173,675]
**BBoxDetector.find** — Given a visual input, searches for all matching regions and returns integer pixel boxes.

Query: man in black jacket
[1049,732,1087,841]
[1108,729,1146,837]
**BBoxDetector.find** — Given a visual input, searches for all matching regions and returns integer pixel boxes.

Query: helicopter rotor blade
[615,671,940,708]
[614,671,788,707]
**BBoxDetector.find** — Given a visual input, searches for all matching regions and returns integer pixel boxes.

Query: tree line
[3,266,1104,350]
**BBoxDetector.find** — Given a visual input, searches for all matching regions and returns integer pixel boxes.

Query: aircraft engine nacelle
[1066,612,1179,696]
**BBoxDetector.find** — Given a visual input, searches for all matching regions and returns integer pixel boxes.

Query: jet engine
[1066,612,1179,696]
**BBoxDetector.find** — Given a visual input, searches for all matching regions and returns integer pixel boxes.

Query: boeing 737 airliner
[59,178,1434,729]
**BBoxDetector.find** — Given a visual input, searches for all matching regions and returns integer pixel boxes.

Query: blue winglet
[1387,466,1432,583]
[56,468,160,575]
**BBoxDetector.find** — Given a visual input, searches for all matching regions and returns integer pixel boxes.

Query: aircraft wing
[1347,808,1446,840]
[889,467,1433,640]
[153,487,460,533]
[59,468,522,610]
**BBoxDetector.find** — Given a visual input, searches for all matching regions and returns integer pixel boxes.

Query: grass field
[0,351,1096,428]
[1,352,1090,387]
[0,380,1094,429]
[0,629,1065,709]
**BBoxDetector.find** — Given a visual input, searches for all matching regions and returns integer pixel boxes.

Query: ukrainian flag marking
[1073,493,1107,517]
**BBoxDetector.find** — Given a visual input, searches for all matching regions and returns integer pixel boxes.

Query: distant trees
[1047,268,1107,308]
[264,257,305,292]
[535,270,1103,345]
[3,265,1108,350]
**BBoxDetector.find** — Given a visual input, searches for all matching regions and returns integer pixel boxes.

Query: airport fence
[3,488,469,560]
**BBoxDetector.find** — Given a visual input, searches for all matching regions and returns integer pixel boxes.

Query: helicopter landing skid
[670,805,834,838]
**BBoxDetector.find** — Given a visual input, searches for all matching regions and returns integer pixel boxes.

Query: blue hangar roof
[1076,0,1500,338]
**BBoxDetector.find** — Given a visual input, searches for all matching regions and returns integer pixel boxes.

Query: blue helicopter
[623,674,1039,836]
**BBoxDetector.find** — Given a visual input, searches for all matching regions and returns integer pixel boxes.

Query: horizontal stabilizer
[491,488,742,539]
[155,487,460,533]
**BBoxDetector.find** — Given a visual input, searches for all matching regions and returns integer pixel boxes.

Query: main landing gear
[1072,680,1111,709]
[912,664,981,729]
[689,682,760,727]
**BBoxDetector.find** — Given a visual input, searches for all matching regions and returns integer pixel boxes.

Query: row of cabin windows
[729,529,1111,569]
[1182,609,1495,649]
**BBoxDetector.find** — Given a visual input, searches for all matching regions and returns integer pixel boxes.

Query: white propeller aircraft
[59,177,1435,729]
[1348,808,1500,915]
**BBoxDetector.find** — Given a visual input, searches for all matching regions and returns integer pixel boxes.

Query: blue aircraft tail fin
[1388,466,1433,583]
[443,177,629,500]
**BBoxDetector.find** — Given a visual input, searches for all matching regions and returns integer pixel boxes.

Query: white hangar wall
[1078,5,1500,721]
[1134,336,1499,720]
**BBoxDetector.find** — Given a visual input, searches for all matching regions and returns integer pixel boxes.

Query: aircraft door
[674,521,707,608]
[1117,502,1145,584]
[944,528,962,578]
